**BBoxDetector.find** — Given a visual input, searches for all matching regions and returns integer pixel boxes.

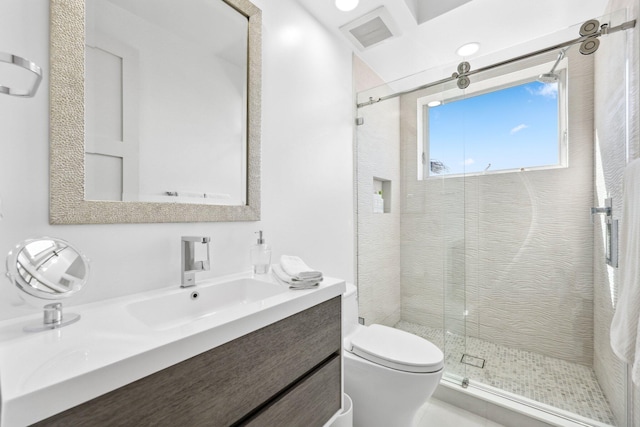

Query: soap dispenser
[251,230,271,274]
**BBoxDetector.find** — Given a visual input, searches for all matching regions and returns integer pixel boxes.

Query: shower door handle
[590,198,618,268]
[590,206,611,215]
[590,198,612,223]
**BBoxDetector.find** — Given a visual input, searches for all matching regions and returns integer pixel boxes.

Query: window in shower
[419,70,567,178]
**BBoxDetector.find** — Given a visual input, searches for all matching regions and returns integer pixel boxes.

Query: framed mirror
[49,0,261,224]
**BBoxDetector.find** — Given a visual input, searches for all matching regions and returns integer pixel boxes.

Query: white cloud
[526,83,558,99]
[462,158,475,166]
[510,124,528,135]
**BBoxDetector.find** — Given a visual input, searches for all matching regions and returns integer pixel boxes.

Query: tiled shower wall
[354,56,402,327]
[595,0,640,425]
[398,50,596,366]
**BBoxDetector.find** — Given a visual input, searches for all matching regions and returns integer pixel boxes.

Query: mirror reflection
[85,0,249,206]
[49,0,261,224]
[6,237,90,300]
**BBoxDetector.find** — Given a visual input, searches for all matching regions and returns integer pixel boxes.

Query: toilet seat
[349,324,444,373]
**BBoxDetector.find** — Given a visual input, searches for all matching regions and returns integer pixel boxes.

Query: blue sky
[428,80,559,175]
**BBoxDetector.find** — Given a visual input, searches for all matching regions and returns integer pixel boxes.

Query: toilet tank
[342,283,359,337]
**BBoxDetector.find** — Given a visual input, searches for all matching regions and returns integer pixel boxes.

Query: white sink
[126,278,287,330]
[0,272,345,427]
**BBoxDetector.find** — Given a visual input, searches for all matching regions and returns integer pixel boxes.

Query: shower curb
[434,379,614,427]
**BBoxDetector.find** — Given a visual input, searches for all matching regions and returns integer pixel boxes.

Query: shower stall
[354,11,634,427]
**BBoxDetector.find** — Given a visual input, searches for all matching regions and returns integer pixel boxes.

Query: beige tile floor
[416,399,505,427]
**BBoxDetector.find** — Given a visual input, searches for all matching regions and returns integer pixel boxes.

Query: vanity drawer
[242,354,341,426]
[34,296,341,427]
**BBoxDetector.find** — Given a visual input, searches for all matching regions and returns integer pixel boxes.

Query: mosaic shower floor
[395,321,617,426]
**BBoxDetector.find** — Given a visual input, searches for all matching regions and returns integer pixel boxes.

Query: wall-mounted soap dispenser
[251,231,272,274]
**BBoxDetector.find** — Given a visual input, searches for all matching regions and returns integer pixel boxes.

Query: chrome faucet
[181,236,211,287]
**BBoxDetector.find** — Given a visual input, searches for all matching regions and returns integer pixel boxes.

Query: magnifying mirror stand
[24,302,81,332]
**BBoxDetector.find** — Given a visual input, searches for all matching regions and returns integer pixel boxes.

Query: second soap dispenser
[251,230,272,274]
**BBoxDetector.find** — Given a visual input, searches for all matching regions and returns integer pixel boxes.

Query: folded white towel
[272,265,321,290]
[611,158,640,384]
[279,255,323,280]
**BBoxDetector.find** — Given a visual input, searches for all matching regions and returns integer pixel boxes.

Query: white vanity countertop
[0,272,346,427]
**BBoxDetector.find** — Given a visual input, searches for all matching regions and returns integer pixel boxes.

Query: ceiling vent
[339,7,399,51]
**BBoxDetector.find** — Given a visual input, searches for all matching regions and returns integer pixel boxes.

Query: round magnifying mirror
[6,237,90,331]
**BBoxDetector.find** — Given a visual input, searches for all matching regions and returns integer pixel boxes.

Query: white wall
[0,0,354,321]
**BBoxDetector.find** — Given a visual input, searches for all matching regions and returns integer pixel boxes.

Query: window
[419,69,567,179]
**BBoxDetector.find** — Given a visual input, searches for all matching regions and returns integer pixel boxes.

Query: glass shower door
[401,73,471,387]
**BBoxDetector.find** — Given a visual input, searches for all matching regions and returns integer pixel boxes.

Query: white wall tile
[355,85,402,325]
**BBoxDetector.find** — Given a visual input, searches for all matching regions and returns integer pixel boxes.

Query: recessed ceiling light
[335,0,359,12]
[427,101,442,107]
[456,42,480,57]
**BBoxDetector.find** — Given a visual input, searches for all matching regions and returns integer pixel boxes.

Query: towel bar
[0,52,42,97]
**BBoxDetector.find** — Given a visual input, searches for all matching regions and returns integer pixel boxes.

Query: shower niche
[372,178,390,214]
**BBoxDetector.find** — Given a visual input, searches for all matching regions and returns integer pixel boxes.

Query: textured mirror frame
[49,0,261,224]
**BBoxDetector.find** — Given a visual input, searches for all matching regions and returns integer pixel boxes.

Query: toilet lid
[350,324,444,373]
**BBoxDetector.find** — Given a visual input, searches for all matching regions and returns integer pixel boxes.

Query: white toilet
[342,283,444,427]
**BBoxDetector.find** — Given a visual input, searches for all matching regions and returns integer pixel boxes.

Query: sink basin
[0,271,345,427]
[126,278,287,330]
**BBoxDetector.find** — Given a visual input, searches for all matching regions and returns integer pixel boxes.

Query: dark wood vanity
[33,297,342,427]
